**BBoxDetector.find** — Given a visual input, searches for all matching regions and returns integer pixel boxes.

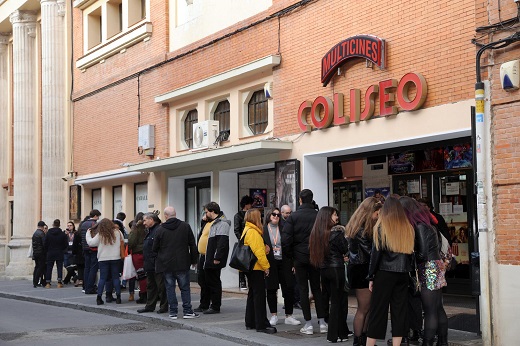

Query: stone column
[0,33,10,272]
[41,0,67,224]
[6,11,38,277]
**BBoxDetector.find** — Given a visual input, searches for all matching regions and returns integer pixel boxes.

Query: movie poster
[250,189,267,208]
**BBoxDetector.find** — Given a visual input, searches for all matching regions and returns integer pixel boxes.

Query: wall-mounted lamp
[62,171,77,181]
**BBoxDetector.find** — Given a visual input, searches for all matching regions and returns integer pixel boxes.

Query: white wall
[169,0,272,51]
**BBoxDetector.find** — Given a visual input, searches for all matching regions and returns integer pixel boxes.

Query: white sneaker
[300,325,314,335]
[320,323,328,333]
[284,316,301,325]
[269,315,278,326]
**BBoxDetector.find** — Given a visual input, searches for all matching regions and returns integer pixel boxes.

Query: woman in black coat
[263,208,301,327]
[309,207,349,343]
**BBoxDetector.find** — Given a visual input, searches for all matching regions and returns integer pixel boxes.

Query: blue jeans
[98,260,121,296]
[164,270,193,314]
[83,250,99,293]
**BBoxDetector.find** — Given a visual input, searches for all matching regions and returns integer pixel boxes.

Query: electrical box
[138,124,155,149]
[192,120,219,150]
[500,60,520,91]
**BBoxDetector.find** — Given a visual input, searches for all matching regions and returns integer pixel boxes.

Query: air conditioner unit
[192,120,219,150]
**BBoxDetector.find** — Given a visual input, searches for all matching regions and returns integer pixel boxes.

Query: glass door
[333,181,363,226]
[392,173,432,200]
[185,177,211,281]
[434,171,474,295]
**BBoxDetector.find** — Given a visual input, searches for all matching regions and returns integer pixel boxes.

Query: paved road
[0,297,241,346]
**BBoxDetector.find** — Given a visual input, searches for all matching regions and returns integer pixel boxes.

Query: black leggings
[420,288,448,343]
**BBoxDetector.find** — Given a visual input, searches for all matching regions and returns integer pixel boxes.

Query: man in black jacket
[281,189,326,335]
[233,195,253,290]
[32,221,47,288]
[137,212,168,314]
[80,209,101,294]
[153,206,199,319]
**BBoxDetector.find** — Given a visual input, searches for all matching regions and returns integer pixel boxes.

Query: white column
[6,10,38,277]
[41,0,67,224]
[0,33,10,272]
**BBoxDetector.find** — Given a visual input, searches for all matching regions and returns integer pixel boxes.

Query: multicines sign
[299,36,428,132]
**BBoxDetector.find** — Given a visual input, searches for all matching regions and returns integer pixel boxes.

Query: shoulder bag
[409,252,421,297]
[229,230,257,272]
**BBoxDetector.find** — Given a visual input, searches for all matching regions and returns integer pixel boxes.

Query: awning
[127,140,293,173]
[74,169,148,187]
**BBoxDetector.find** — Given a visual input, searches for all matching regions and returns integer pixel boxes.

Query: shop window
[213,100,230,140]
[184,109,198,149]
[247,90,268,135]
[92,188,102,211]
[134,182,148,215]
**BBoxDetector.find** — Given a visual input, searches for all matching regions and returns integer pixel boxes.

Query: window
[134,182,148,215]
[214,100,230,140]
[248,90,268,135]
[107,0,123,38]
[184,109,198,149]
[92,188,102,211]
[76,0,152,69]
[87,7,102,49]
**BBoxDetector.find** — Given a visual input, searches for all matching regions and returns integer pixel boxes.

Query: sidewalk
[0,278,482,346]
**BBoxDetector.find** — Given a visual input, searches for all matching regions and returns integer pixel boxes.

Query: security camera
[62,176,69,181]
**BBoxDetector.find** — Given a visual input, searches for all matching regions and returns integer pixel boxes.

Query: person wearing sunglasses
[263,208,301,327]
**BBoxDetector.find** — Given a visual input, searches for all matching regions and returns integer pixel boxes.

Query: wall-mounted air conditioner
[192,120,219,150]
[138,124,155,149]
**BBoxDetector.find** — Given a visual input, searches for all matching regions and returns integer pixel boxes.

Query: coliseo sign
[297,72,428,132]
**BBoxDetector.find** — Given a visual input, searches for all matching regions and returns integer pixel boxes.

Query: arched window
[247,90,268,135]
[184,109,198,148]
[214,100,230,139]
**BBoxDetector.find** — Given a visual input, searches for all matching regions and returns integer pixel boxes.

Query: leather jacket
[321,229,348,269]
[348,227,373,265]
[414,222,441,264]
[367,228,412,280]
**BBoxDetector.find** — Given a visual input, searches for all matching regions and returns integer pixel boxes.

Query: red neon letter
[397,73,428,111]
[311,96,334,129]
[297,101,312,132]
[379,79,398,117]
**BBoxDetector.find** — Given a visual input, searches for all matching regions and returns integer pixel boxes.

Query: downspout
[474,33,520,345]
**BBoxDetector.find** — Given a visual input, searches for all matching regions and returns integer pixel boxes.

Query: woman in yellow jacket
[241,209,276,334]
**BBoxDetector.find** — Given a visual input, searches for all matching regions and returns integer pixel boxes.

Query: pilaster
[6,10,38,277]
[40,0,68,224]
[0,33,10,272]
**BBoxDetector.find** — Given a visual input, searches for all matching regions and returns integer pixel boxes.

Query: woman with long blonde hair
[365,197,414,346]
[241,209,275,334]
[345,197,382,346]
[87,218,124,306]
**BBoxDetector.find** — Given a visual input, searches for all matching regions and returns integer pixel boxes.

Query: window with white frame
[75,0,151,69]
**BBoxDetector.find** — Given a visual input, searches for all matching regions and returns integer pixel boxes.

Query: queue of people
[29,190,449,346]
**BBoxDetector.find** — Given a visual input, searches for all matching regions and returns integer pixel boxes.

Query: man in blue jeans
[153,206,199,319]
[79,210,101,294]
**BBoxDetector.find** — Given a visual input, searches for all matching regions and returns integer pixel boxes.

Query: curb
[0,292,278,346]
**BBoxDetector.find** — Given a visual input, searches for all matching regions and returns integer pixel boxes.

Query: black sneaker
[204,308,220,314]
[194,307,208,313]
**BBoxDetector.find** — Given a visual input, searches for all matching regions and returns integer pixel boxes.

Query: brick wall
[486,0,520,264]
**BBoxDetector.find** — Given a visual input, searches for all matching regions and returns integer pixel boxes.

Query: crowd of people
[30,188,450,345]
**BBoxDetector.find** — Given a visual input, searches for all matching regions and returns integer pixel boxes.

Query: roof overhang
[128,140,293,173]
[74,169,149,187]
[155,55,281,104]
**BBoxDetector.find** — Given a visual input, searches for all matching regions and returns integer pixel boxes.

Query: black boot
[360,333,367,346]
[116,294,122,304]
[353,336,361,346]
[136,292,146,304]
[422,339,435,346]
[96,295,104,305]
[436,335,448,346]
[105,294,114,303]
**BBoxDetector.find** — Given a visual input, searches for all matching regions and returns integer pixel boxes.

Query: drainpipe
[474,80,491,346]
[474,33,520,345]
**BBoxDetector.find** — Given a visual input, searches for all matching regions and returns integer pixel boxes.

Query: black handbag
[229,230,257,272]
[409,252,421,297]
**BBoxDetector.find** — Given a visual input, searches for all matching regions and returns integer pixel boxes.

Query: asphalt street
[0,297,242,346]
